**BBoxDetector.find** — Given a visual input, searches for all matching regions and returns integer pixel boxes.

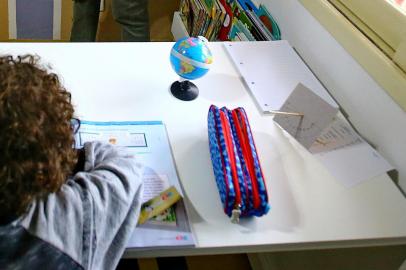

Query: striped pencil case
[208,105,270,222]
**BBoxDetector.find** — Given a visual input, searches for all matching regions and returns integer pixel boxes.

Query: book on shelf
[188,0,200,37]
[179,0,192,33]
[217,0,233,41]
[210,0,227,41]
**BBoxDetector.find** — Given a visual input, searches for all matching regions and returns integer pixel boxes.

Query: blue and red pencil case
[208,105,270,220]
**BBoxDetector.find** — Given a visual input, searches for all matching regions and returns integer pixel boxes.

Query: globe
[170,36,213,80]
[169,36,213,101]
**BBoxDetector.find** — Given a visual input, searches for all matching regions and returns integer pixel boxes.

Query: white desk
[2,42,405,258]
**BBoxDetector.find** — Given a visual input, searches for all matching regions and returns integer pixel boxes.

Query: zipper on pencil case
[237,108,268,199]
[234,109,261,209]
[228,110,251,213]
[232,109,260,209]
[211,106,231,213]
[219,110,242,208]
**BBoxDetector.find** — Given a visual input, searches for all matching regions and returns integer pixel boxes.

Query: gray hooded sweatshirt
[0,141,144,270]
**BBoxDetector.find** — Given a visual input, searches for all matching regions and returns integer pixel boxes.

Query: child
[0,55,143,270]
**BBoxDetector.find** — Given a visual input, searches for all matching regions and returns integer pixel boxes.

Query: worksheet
[75,121,195,248]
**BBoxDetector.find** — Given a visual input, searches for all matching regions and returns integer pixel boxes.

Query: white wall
[258,0,406,192]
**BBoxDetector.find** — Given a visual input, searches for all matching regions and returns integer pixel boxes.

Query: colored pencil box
[208,105,270,221]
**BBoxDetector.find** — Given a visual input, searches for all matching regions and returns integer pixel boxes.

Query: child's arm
[19,141,143,270]
[72,141,144,269]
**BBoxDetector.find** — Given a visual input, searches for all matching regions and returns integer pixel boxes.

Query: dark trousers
[70,0,150,42]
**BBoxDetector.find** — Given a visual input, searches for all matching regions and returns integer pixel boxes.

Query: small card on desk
[273,82,339,149]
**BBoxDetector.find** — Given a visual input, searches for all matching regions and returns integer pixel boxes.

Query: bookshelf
[171,0,280,41]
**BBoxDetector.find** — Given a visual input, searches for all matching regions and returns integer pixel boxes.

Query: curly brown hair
[0,55,77,217]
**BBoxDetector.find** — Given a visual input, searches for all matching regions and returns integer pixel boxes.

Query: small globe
[170,36,213,80]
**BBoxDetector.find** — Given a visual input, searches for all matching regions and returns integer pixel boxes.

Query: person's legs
[70,0,101,41]
[112,0,150,42]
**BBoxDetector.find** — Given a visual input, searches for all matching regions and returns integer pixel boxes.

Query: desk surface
[2,42,406,257]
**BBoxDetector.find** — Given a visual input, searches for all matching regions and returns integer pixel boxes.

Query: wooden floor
[97,0,180,42]
[148,0,180,41]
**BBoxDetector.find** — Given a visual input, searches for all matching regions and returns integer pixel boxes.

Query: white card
[309,117,393,187]
[309,117,363,154]
[273,83,339,149]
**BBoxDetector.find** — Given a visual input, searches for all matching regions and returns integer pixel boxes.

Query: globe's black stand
[170,80,199,101]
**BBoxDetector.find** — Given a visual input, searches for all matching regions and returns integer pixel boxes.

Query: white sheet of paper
[223,40,338,111]
[273,83,339,149]
[309,117,363,154]
[310,117,393,187]
[272,89,392,187]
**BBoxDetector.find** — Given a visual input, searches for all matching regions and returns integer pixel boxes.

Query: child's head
[0,55,77,217]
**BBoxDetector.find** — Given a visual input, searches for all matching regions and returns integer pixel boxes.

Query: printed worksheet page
[75,121,195,248]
